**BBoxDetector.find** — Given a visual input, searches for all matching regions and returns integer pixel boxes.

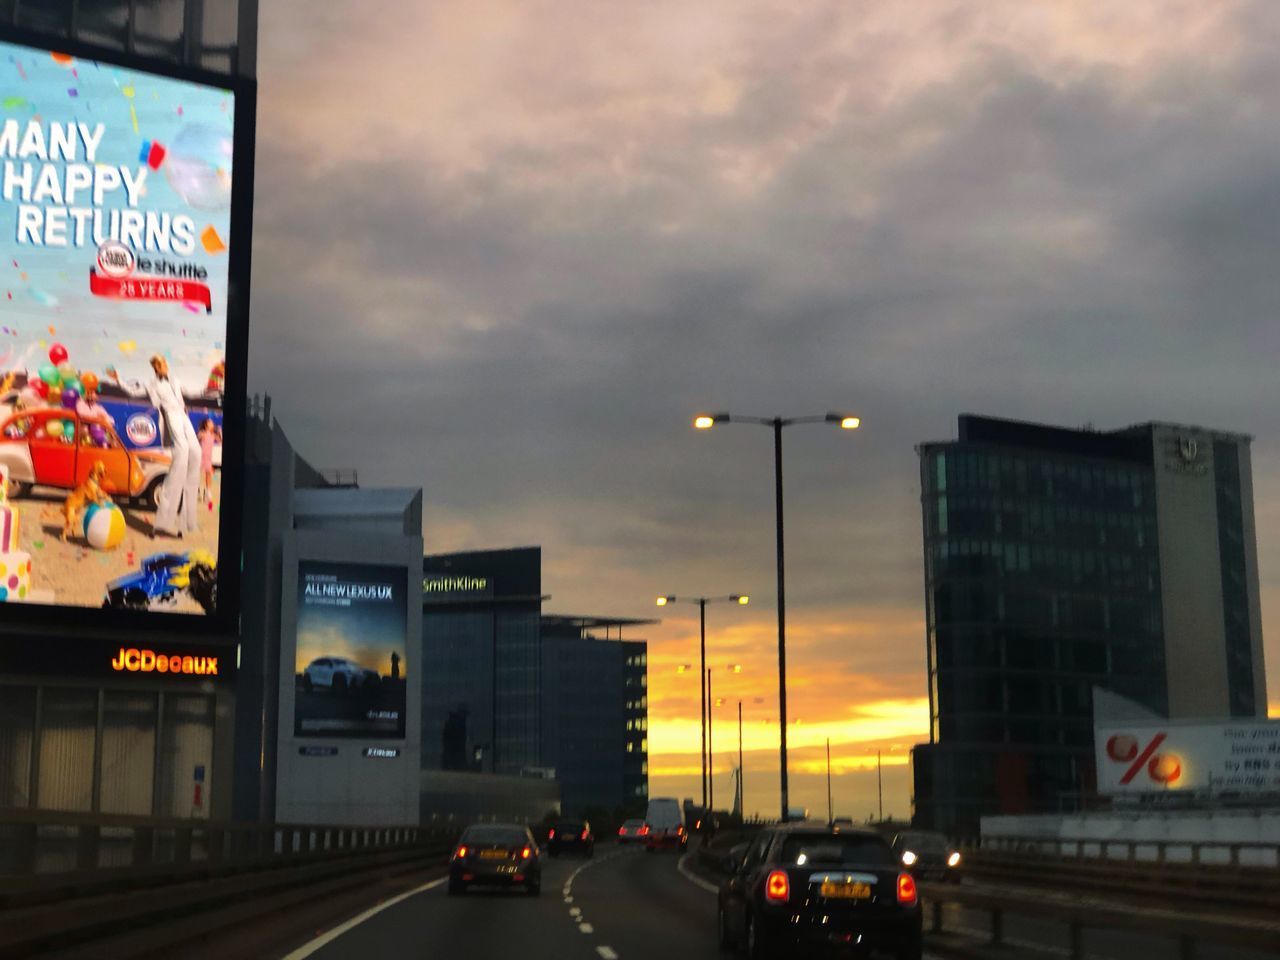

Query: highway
[284,845,1277,960]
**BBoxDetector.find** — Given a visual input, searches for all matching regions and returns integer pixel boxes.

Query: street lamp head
[826,412,861,430]
[676,663,691,673]
[731,664,742,673]
[656,595,675,606]
[715,698,725,707]
[733,594,750,605]
[693,412,731,430]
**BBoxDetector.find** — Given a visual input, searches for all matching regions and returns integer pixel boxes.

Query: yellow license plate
[479,849,508,860]
[820,881,871,899]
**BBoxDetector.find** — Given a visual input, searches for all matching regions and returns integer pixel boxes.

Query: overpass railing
[979,832,1280,869]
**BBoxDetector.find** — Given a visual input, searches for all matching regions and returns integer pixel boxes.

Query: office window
[0,687,35,808]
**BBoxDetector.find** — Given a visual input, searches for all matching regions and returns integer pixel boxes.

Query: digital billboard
[294,561,408,739]
[0,35,246,621]
[1096,719,1280,796]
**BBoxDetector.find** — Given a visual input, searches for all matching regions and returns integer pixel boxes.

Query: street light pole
[693,411,860,823]
[877,749,883,823]
[707,667,714,815]
[826,737,833,825]
[737,700,744,820]
[699,598,707,810]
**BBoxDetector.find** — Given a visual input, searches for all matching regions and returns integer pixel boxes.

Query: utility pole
[877,749,883,822]
[737,700,744,819]
[826,737,833,825]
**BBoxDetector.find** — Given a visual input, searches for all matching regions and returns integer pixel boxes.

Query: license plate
[479,849,508,860]
[820,881,871,899]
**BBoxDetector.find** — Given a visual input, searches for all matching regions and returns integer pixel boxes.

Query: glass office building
[421,548,651,815]
[913,415,1266,836]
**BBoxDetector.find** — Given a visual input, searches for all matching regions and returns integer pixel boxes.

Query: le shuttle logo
[1105,732,1182,786]
[111,646,218,676]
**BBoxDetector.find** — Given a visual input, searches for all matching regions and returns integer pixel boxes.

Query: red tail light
[521,846,532,859]
[581,830,589,840]
[640,824,650,835]
[897,872,918,905]
[548,829,556,839]
[618,827,626,835]
[453,845,468,860]
[765,869,790,903]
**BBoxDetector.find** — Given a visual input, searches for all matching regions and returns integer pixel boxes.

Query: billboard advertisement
[0,35,247,621]
[294,561,408,739]
[1096,719,1280,796]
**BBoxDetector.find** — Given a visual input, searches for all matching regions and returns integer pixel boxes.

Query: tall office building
[421,548,651,815]
[913,415,1266,835]
[3,0,255,77]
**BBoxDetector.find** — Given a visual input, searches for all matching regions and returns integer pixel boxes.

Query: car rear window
[556,821,586,832]
[463,826,526,844]
[778,833,895,868]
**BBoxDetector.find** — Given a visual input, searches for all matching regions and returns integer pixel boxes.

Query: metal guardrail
[0,807,447,887]
[981,833,1280,868]
[921,881,1280,960]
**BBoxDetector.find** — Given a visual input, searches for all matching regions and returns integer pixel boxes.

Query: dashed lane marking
[597,947,619,960]
[564,895,574,904]
[579,923,595,934]
[570,907,583,918]
[277,876,448,960]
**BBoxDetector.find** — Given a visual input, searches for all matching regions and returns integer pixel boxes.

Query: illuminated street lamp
[656,593,749,810]
[693,410,861,822]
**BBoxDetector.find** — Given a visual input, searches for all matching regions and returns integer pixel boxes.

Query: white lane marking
[676,850,720,894]
[579,922,595,934]
[570,907,582,918]
[564,895,574,904]
[597,947,619,960]
[277,876,447,960]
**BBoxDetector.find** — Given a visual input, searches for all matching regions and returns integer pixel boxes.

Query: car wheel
[142,478,165,512]
[717,905,733,951]
[447,879,465,896]
[745,912,772,960]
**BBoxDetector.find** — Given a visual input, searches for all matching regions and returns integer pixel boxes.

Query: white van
[643,797,687,851]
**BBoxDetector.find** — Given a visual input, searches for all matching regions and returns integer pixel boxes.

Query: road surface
[285,845,1276,960]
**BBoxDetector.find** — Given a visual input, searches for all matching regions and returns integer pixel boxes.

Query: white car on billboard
[302,657,368,691]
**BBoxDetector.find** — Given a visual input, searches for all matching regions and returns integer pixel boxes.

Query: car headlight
[948,851,961,867]
[901,850,917,866]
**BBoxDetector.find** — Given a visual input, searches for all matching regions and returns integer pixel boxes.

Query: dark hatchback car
[546,819,595,857]
[448,824,542,896]
[891,830,961,883]
[717,824,922,959]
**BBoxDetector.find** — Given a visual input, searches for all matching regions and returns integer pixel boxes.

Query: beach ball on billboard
[164,124,233,210]
[84,501,125,550]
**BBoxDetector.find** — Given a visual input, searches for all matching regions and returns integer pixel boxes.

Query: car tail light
[765,870,790,903]
[677,826,685,835]
[640,824,650,836]
[548,829,556,839]
[618,827,626,835]
[453,845,468,860]
[897,872,918,905]
[521,846,532,859]
[581,830,589,840]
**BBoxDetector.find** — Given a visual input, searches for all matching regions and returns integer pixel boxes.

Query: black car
[891,830,961,883]
[546,819,595,857]
[448,823,542,896]
[717,823,922,959]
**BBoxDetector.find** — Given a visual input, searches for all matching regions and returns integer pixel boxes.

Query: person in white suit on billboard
[111,355,204,538]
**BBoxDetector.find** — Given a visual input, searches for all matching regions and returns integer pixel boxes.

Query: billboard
[294,561,408,739]
[0,34,249,622]
[1096,719,1280,796]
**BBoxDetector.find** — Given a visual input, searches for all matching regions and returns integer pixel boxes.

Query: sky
[249,0,1280,820]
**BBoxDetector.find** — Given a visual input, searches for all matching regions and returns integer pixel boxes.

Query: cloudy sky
[250,1,1280,819]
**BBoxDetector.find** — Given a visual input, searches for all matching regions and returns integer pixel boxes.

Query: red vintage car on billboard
[0,408,171,507]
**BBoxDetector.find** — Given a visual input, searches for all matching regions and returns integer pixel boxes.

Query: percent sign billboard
[1096,719,1280,796]
[0,34,250,625]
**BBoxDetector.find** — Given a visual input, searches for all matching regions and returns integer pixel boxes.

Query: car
[0,407,170,508]
[717,823,923,960]
[891,830,962,883]
[617,818,646,844]
[448,823,542,896]
[546,819,594,857]
[643,796,687,851]
[103,550,217,613]
[301,657,367,691]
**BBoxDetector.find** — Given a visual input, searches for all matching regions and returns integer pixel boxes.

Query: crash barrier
[959,842,1280,914]
[980,833,1280,869]
[920,881,1280,960]
[0,808,455,959]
